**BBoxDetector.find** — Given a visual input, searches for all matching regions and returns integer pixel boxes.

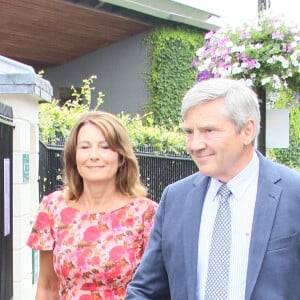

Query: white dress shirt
[197,152,259,300]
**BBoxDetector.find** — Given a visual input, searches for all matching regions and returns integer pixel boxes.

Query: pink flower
[83,226,100,243]
[109,246,125,262]
[60,207,76,224]
[79,295,92,300]
[35,212,50,230]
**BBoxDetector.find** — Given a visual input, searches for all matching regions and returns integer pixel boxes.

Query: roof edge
[0,55,53,103]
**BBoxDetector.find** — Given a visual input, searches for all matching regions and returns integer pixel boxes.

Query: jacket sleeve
[125,188,171,300]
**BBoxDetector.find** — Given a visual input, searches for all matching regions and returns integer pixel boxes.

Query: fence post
[0,55,53,300]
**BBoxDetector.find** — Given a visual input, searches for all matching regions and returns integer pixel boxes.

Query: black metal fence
[136,152,198,201]
[0,102,13,300]
[39,142,64,200]
[39,142,198,202]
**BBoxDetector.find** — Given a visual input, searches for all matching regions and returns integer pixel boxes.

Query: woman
[27,111,158,300]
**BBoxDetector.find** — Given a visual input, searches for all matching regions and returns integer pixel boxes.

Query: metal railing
[39,142,198,202]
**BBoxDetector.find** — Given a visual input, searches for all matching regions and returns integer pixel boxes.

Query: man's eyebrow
[182,126,193,132]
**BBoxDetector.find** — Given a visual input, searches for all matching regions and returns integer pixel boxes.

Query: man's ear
[242,119,256,146]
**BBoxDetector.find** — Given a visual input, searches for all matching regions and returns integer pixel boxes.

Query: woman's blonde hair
[63,111,147,200]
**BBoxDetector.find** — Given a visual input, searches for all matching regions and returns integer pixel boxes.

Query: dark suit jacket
[125,152,300,300]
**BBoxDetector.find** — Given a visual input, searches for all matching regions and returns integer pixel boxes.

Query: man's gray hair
[181,78,261,138]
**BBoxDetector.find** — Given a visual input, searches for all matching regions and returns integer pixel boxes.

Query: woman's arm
[35,250,59,300]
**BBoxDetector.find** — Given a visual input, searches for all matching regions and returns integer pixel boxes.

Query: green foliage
[39,75,187,155]
[39,75,104,143]
[119,112,186,154]
[266,90,300,171]
[144,24,205,127]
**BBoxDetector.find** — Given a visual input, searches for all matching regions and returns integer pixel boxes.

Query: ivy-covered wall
[144,24,206,127]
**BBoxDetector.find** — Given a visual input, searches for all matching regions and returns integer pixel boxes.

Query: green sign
[23,153,29,182]
[32,249,39,284]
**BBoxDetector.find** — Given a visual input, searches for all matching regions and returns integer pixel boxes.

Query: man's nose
[188,134,207,150]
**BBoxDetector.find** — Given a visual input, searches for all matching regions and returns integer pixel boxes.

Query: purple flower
[218,60,230,69]
[190,58,199,68]
[282,43,293,53]
[197,71,211,82]
[272,30,284,40]
[240,31,251,39]
[204,30,215,41]
[243,58,256,69]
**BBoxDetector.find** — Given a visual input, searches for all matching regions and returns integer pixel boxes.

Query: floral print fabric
[27,190,158,300]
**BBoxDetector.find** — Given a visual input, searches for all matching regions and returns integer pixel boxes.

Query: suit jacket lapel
[245,153,282,300]
[183,175,210,299]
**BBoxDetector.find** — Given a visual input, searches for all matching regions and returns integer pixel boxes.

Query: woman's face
[76,122,120,185]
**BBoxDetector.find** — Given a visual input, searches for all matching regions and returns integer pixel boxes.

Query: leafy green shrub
[119,112,186,154]
[39,76,187,155]
[39,75,104,143]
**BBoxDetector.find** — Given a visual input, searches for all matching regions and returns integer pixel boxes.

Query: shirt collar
[228,152,259,200]
[209,152,259,201]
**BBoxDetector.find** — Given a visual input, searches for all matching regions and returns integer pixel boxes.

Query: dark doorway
[0,102,14,300]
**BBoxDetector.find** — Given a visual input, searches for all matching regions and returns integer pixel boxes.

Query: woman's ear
[118,156,125,167]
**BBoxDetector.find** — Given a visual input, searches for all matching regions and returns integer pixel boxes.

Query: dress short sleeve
[26,191,61,251]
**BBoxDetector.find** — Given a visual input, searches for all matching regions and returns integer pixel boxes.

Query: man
[125,78,300,300]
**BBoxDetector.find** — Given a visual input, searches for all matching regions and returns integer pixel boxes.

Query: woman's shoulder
[130,197,159,213]
[39,190,66,211]
[128,197,158,226]
[41,189,64,202]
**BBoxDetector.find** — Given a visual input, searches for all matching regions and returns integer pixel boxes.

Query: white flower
[290,41,298,48]
[294,35,300,42]
[232,64,243,75]
[241,62,249,69]
[225,40,233,48]
[244,78,253,87]
[254,43,263,49]
[219,68,232,77]
[255,62,261,69]
[261,77,271,85]
[291,51,300,67]
[231,45,245,53]
[274,55,289,68]
[272,74,282,90]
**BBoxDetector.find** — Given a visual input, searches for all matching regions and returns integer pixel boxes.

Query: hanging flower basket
[191,12,300,104]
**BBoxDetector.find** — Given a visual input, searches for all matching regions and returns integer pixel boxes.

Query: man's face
[183,98,254,182]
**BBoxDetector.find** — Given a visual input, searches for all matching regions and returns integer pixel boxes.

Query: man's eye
[184,129,193,135]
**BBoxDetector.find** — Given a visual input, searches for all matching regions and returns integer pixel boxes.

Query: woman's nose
[89,147,100,159]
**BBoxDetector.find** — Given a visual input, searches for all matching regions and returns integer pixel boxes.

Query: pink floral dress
[27,190,158,300]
